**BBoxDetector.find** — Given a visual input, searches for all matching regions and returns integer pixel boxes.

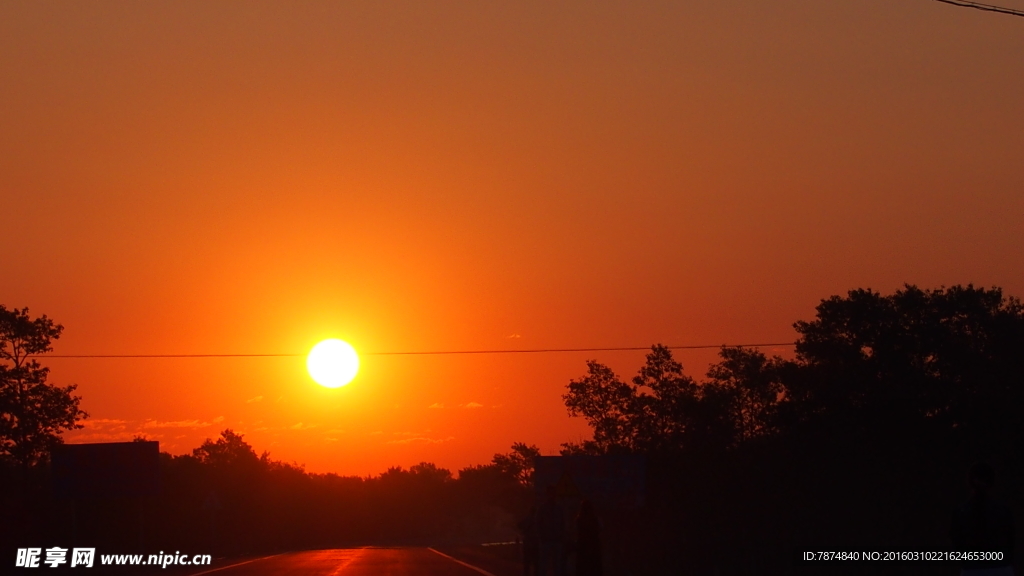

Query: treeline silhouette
[3,284,1023,575]
[1,431,538,558]
[566,285,1024,574]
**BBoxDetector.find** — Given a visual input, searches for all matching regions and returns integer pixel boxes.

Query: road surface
[187,548,503,576]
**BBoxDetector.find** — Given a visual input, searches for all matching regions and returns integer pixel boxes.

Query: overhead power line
[931,0,1024,17]
[45,342,797,359]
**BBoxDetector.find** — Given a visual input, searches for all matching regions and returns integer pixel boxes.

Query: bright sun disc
[307,339,360,388]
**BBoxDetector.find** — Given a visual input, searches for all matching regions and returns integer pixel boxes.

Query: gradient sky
[2,0,1022,475]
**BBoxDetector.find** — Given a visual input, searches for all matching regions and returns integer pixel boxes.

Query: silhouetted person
[951,462,1015,576]
[519,505,539,576]
[538,486,567,576]
[575,500,602,576]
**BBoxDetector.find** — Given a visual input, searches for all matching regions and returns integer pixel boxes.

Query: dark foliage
[0,306,86,468]
[562,285,1024,574]
[0,430,538,557]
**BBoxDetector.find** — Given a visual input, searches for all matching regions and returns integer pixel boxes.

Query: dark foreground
[181,548,512,576]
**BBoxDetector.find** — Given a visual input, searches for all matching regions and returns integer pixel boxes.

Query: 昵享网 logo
[15,547,94,568]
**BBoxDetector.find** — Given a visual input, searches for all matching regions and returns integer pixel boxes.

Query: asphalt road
[187,548,497,576]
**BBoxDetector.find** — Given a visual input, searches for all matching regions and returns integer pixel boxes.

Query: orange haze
[2,0,1022,475]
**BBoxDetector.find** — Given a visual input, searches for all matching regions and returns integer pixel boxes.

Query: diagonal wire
[44,342,797,358]
[930,0,1024,17]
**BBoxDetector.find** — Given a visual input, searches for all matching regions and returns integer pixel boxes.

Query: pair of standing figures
[520,489,602,576]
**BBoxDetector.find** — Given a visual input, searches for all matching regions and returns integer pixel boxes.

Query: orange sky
[2,0,1022,475]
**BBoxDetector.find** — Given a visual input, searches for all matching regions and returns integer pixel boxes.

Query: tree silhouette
[562,345,726,454]
[0,306,87,467]
[491,442,540,486]
[553,285,1024,574]
[562,284,1024,456]
[703,347,787,445]
[786,284,1024,449]
[561,360,638,453]
[193,429,266,469]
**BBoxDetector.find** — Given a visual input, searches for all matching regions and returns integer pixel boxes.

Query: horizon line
[45,342,798,358]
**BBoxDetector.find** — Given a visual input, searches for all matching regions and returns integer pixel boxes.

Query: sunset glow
[4,2,1024,572]
[2,0,1021,477]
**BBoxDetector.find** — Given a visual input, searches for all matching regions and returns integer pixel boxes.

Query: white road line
[187,553,282,576]
[427,548,499,576]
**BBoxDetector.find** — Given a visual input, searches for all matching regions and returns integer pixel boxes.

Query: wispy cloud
[246,396,263,403]
[71,431,131,442]
[428,402,444,409]
[507,334,522,339]
[80,418,128,430]
[386,436,455,445]
[463,402,483,409]
[143,419,212,429]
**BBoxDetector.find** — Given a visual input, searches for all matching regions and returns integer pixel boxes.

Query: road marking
[326,548,365,575]
[427,548,498,576]
[187,554,282,575]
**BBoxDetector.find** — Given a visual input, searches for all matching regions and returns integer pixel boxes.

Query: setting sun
[306,339,360,388]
